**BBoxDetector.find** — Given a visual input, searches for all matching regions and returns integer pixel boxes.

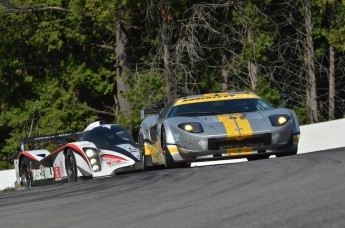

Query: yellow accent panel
[144,144,156,156]
[167,145,179,154]
[144,143,161,164]
[174,93,260,106]
[227,147,254,156]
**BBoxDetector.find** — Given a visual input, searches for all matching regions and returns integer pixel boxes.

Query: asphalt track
[1,148,345,228]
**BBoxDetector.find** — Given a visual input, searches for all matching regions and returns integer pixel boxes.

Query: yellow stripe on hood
[217,114,253,139]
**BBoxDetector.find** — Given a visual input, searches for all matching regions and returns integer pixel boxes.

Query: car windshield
[168,98,273,117]
[79,125,134,148]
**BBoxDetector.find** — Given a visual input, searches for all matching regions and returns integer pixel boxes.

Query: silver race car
[138,91,300,170]
[14,121,140,188]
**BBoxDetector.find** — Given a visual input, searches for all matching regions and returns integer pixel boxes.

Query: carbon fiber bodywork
[139,92,300,168]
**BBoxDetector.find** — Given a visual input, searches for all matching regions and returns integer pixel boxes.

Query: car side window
[160,100,175,118]
[256,99,273,110]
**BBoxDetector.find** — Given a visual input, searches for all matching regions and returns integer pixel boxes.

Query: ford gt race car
[14,121,140,188]
[139,91,300,170]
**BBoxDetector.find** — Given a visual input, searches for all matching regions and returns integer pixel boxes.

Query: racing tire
[20,158,32,189]
[176,162,191,168]
[275,149,298,157]
[162,127,175,169]
[139,134,152,171]
[65,149,78,182]
[247,154,270,161]
[140,150,153,172]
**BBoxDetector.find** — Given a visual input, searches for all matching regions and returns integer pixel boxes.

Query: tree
[304,0,319,123]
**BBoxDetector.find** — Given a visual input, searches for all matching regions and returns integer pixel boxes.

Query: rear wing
[140,103,164,120]
[20,131,82,151]
[140,109,159,120]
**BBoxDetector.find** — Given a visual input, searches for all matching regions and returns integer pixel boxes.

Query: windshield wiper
[177,111,226,116]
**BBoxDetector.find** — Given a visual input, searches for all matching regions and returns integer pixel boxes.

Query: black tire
[139,134,152,171]
[275,149,298,157]
[65,149,78,182]
[162,128,175,169]
[176,162,191,168]
[247,154,270,161]
[20,158,32,189]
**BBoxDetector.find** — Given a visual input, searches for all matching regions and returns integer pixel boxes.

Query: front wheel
[162,128,175,169]
[247,154,270,161]
[275,149,298,157]
[65,150,78,182]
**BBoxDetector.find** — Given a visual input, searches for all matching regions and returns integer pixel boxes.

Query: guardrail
[0,169,16,190]
[1,118,344,190]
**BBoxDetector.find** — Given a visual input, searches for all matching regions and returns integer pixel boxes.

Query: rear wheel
[65,150,78,182]
[162,128,175,169]
[20,158,32,189]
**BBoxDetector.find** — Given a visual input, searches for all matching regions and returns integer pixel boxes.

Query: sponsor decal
[117,144,138,153]
[102,155,128,167]
[32,165,55,181]
[174,93,259,106]
[54,166,62,180]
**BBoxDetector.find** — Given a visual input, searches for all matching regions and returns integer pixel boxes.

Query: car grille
[208,133,271,150]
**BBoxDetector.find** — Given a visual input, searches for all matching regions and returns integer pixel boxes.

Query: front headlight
[178,122,204,133]
[269,114,290,126]
[85,149,97,158]
[90,158,97,165]
[92,165,100,172]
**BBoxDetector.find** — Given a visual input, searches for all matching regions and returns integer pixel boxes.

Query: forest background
[0,0,345,170]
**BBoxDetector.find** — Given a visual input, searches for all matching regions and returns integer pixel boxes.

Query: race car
[14,121,140,188]
[138,91,300,170]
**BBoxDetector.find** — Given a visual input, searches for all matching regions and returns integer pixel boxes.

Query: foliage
[0,0,345,169]
[121,71,165,128]
[254,77,282,108]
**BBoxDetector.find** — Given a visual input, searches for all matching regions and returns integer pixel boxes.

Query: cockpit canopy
[79,125,134,148]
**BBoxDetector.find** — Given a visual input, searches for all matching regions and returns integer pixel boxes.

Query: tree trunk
[115,22,131,117]
[304,0,318,123]
[248,60,258,91]
[162,20,174,102]
[328,2,336,120]
[328,45,335,120]
[247,32,258,91]
[221,50,229,91]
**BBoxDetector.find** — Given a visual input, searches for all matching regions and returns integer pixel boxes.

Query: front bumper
[169,132,299,162]
[113,162,143,174]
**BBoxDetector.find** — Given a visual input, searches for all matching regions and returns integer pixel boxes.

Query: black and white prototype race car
[14,121,140,188]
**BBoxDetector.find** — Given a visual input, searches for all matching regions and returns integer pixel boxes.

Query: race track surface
[1,148,345,228]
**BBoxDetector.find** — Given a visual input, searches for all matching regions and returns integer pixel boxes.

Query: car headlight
[269,114,290,126]
[90,158,97,165]
[178,122,204,133]
[85,149,97,158]
[92,165,100,172]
